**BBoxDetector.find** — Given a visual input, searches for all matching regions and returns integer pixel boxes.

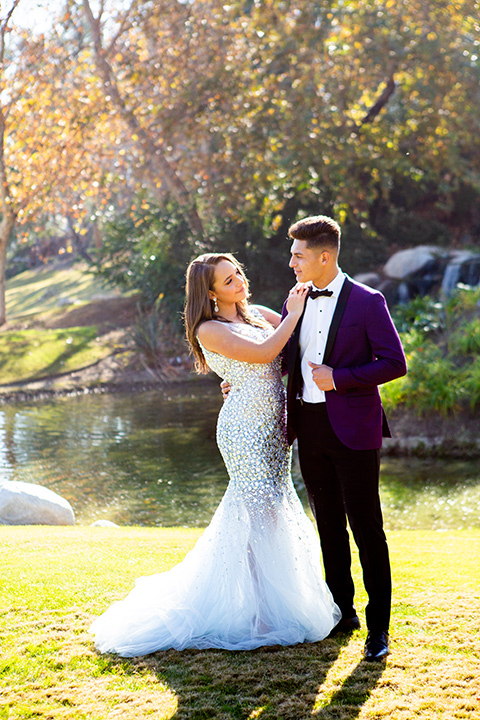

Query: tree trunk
[0,211,16,325]
[82,0,204,239]
[0,97,17,325]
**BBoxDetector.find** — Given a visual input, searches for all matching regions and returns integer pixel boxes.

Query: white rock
[0,481,75,526]
[90,519,120,527]
[383,246,447,279]
[354,272,381,288]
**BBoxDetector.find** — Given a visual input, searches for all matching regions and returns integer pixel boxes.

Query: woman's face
[211,260,247,307]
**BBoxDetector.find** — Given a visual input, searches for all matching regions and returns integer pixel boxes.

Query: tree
[81,0,205,238]
[2,0,480,328]
[0,2,21,324]
[0,0,118,323]
[74,0,480,316]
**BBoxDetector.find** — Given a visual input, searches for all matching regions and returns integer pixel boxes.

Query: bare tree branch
[360,75,396,125]
[105,1,138,57]
[1,0,22,65]
[352,74,397,135]
[82,0,204,238]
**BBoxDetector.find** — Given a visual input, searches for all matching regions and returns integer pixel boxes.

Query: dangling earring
[213,297,219,313]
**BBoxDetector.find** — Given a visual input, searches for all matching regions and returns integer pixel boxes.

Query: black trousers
[294,401,391,632]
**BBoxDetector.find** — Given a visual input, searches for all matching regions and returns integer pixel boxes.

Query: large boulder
[0,481,75,525]
[383,245,448,280]
[354,272,382,288]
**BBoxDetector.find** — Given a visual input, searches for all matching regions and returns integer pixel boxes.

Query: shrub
[92,202,195,320]
[391,295,444,335]
[445,285,480,317]
[403,342,463,414]
[129,298,180,381]
[449,318,480,356]
[385,290,480,415]
[461,358,480,412]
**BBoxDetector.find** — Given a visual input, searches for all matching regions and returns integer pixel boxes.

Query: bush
[461,358,480,411]
[449,318,480,356]
[391,295,444,335]
[384,290,480,415]
[129,298,179,381]
[92,202,195,320]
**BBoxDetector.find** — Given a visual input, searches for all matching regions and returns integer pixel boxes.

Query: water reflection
[0,381,479,529]
[378,458,480,530]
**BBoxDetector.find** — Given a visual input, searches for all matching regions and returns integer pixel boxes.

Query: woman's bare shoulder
[197,320,231,341]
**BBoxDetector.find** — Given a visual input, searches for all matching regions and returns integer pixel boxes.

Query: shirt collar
[311,269,345,298]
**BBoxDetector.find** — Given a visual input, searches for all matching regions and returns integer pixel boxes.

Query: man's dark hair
[288,215,341,252]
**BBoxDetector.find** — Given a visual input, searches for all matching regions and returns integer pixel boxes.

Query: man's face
[289,239,325,285]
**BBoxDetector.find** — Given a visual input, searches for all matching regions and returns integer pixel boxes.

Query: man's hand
[308,361,335,391]
[220,379,231,400]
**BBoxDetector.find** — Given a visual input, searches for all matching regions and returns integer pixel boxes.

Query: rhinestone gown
[89,315,341,656]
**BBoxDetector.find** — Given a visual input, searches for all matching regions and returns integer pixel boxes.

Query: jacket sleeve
[280,299,289,376]
[332,292,407,394]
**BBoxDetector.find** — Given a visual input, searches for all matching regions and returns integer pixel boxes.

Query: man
[285,214,407,661]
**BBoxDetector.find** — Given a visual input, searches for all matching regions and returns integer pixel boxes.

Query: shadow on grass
[314,656,386,719]
[101,632,385,719]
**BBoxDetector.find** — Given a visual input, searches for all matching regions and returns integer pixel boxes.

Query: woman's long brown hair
[184,253,268,373]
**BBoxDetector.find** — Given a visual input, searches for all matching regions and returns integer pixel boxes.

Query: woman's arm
[252,305,282,328]
[198,286,308,364]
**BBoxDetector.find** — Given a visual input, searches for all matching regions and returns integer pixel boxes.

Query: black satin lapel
[323,277,353,366]
[287,302,307,377]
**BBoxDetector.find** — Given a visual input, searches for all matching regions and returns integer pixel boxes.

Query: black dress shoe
[364,631,389,661]
[329,615,361,637]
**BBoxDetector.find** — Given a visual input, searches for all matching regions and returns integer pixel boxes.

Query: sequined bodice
[199,320,282,392]
[198,317,291,507]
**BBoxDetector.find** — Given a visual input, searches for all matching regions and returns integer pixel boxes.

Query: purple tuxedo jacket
[283,276,407,450]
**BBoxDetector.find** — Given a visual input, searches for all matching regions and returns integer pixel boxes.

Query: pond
[1,380,479,530]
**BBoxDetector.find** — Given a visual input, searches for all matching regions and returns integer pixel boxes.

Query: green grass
[1,526,479,719]
[5,261,118,320]
[1,261,128,384]
[0,326,115,383]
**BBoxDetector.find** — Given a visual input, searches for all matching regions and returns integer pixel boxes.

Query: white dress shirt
[299,270,346,403]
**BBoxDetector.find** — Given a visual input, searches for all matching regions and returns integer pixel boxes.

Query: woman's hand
[286,283,309,316]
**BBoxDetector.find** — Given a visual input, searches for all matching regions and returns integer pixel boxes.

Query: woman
[89,253,340,656]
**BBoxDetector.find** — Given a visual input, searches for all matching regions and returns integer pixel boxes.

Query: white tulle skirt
[89,481,341,657]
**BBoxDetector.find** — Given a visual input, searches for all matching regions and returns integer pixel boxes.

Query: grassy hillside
[1,261,136,386]
[5,260,119,320]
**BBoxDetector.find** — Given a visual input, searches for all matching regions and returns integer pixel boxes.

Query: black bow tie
[309,288,333,299]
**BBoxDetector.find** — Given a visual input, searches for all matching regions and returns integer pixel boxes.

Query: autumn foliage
[0,0,479,323]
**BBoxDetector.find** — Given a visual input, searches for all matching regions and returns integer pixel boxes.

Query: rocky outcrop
[0,481,75,525]
[355,246,480,305]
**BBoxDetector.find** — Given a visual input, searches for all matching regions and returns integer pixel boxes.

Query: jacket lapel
[323,276,353,366]
[286,301,307,402]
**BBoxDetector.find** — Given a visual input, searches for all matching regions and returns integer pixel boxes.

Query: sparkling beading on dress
[89,313,341,656]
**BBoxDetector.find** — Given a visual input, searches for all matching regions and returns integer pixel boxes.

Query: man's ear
[320,251,330,265]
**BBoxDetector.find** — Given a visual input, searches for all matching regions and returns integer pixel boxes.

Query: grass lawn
[5,262,118,321]
[0,526,479,720]
[1,262,132,384]
[0,327,114,383]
